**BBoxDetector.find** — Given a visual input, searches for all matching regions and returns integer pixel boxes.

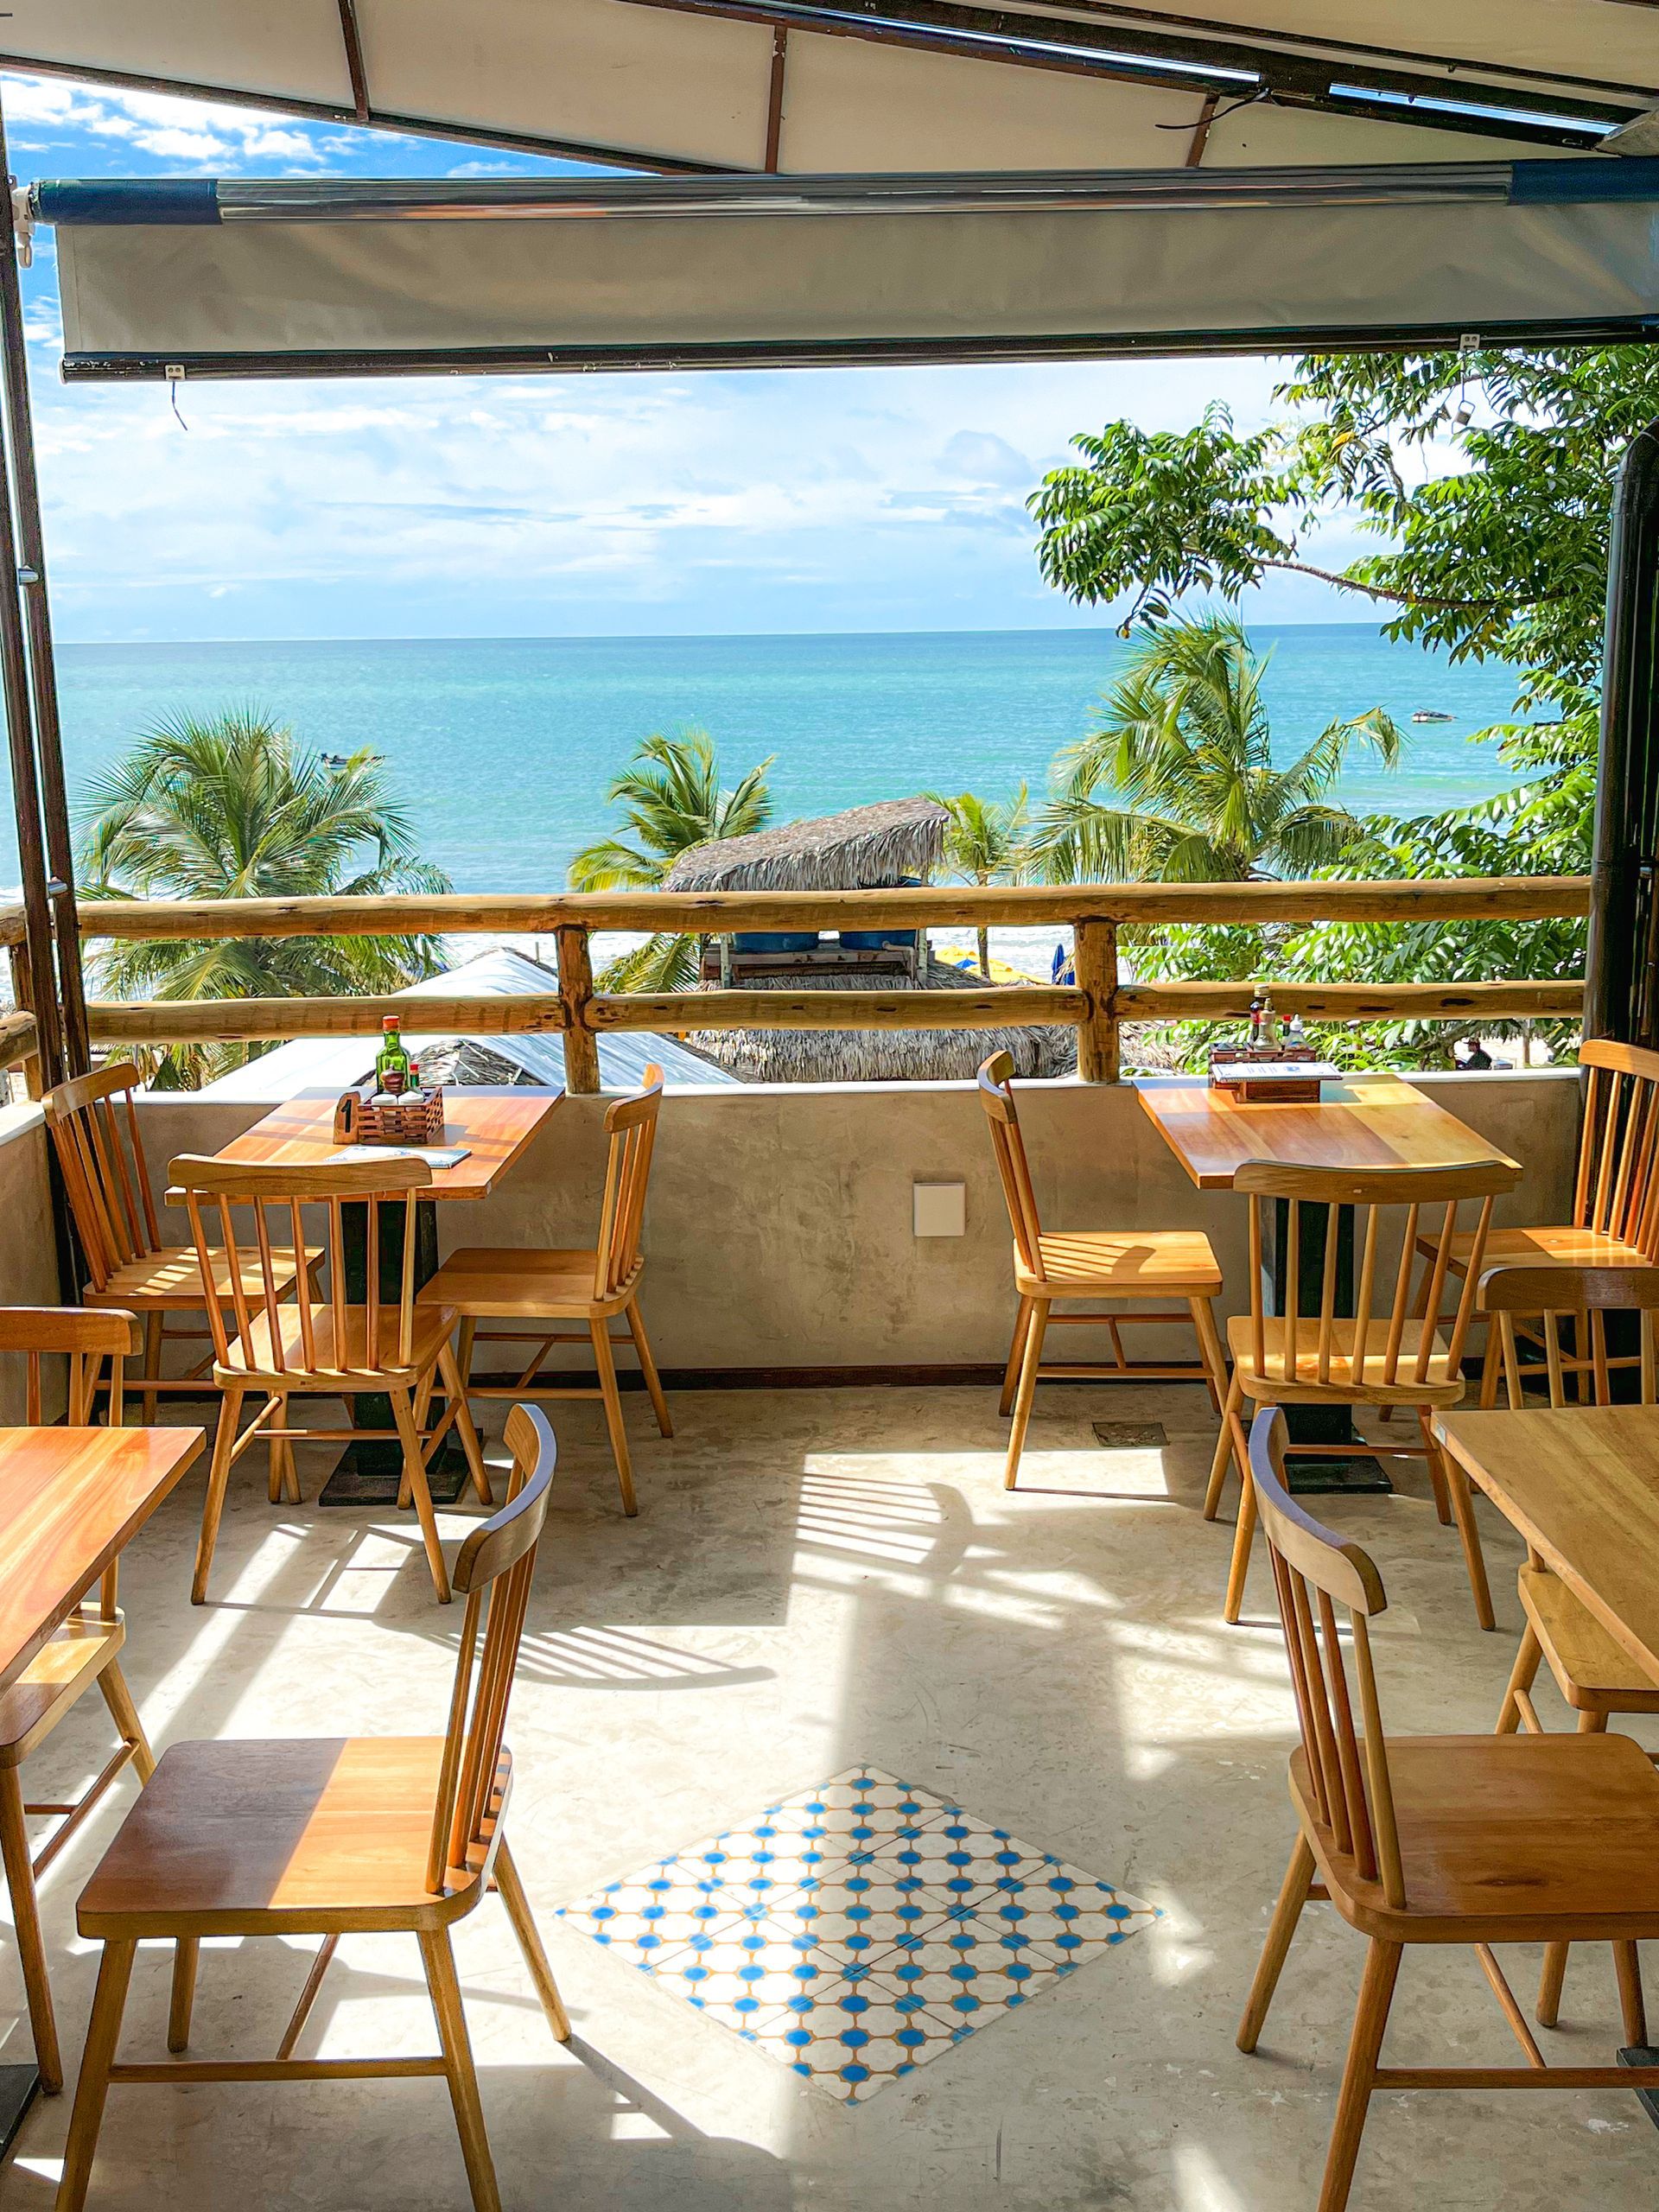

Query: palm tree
[79,707,451,1086]
[1028,615,1402,884]
[929,785,1029,977]
[569,728,774,991]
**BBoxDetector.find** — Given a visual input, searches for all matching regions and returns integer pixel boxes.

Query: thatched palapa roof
[662,795,949,893]
[653,794,1074,1084]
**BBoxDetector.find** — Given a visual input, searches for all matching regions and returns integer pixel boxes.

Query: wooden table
[1135,1071,1521,1191]
[186,1087,562,1503]
[1137,1073,1520,1487]
[1434,1405,1659,1686]
[0,1423,203,2147]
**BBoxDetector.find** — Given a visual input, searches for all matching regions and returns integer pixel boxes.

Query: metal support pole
[1587,419,1659,1049]
[0,92,87,1077]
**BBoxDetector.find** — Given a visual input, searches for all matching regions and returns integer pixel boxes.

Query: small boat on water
[1411,709,1454,723]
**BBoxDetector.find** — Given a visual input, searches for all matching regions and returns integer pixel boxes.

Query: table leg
[0,2067,38,2159]
[316,1197,472,1509]
[1263,1197,1391,1497]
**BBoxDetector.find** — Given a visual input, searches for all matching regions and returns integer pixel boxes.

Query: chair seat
[1433,1223,1651,1277]
[1295,1730,1659,1942]
[76,1736,500,1939]
[1520,1563,1659,1713]
[84,1245,322,1314]
[216,1300,455,1389]
[0,1615,125,1768]
[1015,1228,1223,1296]
[1230,1314,1461,1402]
[420,1248,635,1318]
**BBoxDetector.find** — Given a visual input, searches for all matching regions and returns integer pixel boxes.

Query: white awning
[38,162,1659,378]
[5,1,1655,176]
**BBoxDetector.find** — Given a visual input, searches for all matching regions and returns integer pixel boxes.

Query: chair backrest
[43,1064,162,1291]
[977,1051,1044,1277]
[427,1402,556,1891]
[1233,1158,1515,1391]
[1480,1261,1659,1408]
[1573,1039,1659,1254]
[169,1152,431,1379]
[1249,1408,1403,1908]
[0,1306,139,1424]
[594,1067,663,1300]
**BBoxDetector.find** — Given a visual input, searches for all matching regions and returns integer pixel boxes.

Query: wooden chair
[976,1052,1228,1490]
[1210,1158,1512,1628]
[44,1064,322,1441]
[1238,1407,1659,2212]
[1418,1037,1659,1398]
[172,1153,491,1606]
[54,1403,569,2212]
[420,1069,670,1516]
[0,1308,156,2097]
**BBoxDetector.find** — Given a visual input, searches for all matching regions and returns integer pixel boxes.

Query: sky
[9,70,1383,645]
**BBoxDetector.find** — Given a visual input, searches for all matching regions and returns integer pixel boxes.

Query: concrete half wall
[131,1069,1580,1375]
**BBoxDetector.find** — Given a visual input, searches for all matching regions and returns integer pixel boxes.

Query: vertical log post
[8,941,40,1099]
[556,924,602,1096]
[1074,917,1119,1084]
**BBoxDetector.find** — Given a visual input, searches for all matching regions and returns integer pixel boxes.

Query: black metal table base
[0,2063,39,2158]
[315,1194,474,1510]
[1619,2044,1659,2129]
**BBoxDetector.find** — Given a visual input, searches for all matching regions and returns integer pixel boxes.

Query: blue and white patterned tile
[746,1976,963,2101]
[975,1859,1158,1958]
[556,1872,738,1972]
[874,1818,1047,1909]
[651,1926,842,2029]
[873,1917,1065,2025]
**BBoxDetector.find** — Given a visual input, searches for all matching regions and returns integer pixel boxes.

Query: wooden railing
[0,877,1591,1094]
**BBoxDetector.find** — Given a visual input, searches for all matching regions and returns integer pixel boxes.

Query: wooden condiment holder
[333,1078,446,1146]
[1208,1043,1324,1104]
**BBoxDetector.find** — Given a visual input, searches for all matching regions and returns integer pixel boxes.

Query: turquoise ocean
[29,624,1538,895]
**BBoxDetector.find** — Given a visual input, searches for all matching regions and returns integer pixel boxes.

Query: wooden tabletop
[195,1085,561,1202]
[0,1426,203,1688]
[1135,1071,1521,1192]
[1435,1405,1659,1688]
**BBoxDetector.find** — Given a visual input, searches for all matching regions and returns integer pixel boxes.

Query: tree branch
[1262,555,1510,616]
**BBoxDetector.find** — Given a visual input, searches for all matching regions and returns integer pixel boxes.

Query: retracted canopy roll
[37,161,1659,379]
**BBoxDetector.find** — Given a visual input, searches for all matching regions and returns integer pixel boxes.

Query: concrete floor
[1,1379,1656,2211]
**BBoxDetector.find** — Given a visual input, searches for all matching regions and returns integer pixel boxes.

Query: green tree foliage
[569,728,774,991]
[1028,616,1400,888]
[79,708,449,1087]
[929,785,1030,976]
[1030,346,1659,1064]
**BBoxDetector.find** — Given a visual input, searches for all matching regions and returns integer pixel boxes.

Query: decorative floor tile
[558,1764,1157,2102]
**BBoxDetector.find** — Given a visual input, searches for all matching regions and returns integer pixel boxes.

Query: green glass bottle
[375,1014,411,1097]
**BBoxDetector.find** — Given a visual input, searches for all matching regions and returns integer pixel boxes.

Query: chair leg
[438,1341,493,1507]
[140,1312,162,1427]
[494,1839,571,2044]
[192,1384,245,1605]
[1000,1297,1033,1418]
[589,1318,638,1517]
[1427,1414,1495,1631]
[267,1392,297,1505]
[0,1766,60,2093]
[625,1298,672,1439]
[168,1936,199,2054]
[1188,1296,1228,1420]
[1317,1939,1402,2212]
[1204,1370,1245,1522]
[1224,1433,1259,1625]
[1537,1941,1570,2029]
[391,1387,451,1604]
[53,1938,135,2212]
[1237,1834,1316,2053]
[1576,1706,1610,1733]
[1617,1941,1649,2048]
[419,1927,502,2212]
[1495,1624,1542,1735]
[95,1658,156,1783]
[1003,1301,1049,1491]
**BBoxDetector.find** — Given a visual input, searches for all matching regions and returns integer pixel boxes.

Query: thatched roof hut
[662,795,1075,1084]
[662,795,949,893]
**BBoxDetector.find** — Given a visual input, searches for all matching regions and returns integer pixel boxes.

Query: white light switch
[913,1180,966,1237]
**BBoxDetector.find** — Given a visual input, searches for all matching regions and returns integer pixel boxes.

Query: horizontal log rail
[27,874,1592,943]
[1,872,1588,1095]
